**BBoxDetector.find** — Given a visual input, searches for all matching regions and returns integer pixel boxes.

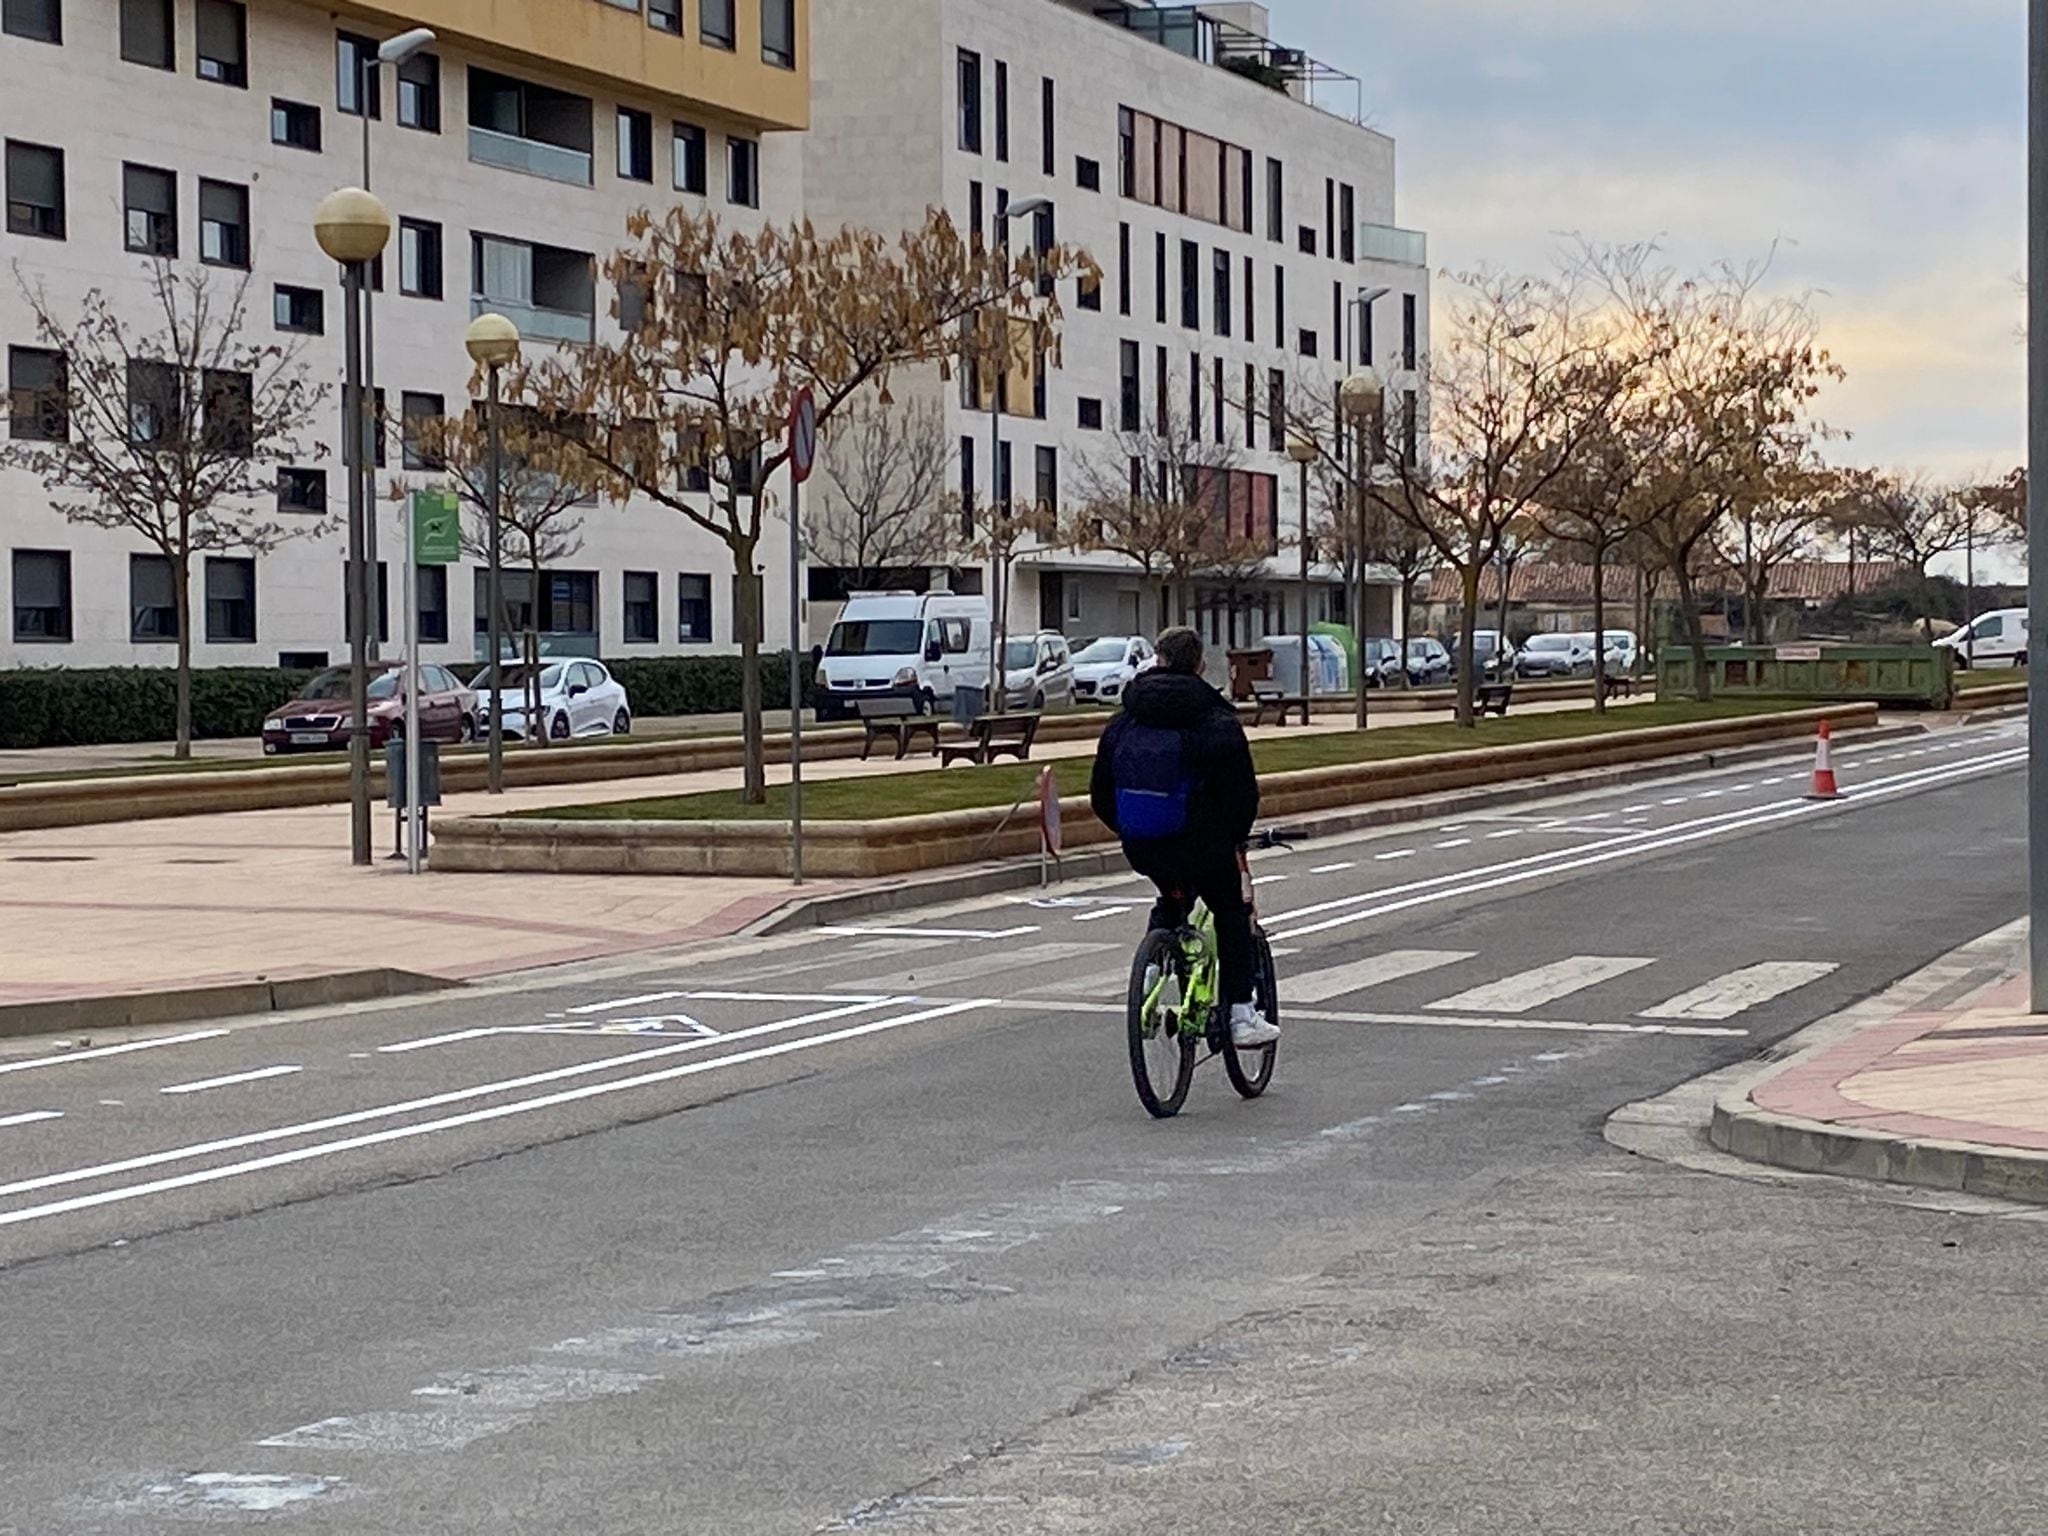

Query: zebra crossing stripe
[1638,961,1839,1021]
[1428,956,1654,1015]
[1281,950,1475,1006]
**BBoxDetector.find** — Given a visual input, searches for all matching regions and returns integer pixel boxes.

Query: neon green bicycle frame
[1141,901,1220,1039]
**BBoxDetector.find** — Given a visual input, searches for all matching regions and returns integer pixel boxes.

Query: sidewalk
[1711,921,2048,1202]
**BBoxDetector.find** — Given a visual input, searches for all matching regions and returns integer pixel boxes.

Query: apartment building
[0,0,807,670]
[803,0,1430,651]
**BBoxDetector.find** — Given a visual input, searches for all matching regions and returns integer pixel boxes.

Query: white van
[1936,608,2028,669]
[815,592,992,720]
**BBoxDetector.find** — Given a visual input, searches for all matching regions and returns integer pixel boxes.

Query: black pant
[1124,841,1256,1007]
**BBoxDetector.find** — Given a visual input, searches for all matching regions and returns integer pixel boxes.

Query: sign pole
[404,490,421,873]
[787,388,818,886]
[2031,0,2048,1010]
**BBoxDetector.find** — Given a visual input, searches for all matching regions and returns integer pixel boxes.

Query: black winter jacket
[1089,670,1260,849]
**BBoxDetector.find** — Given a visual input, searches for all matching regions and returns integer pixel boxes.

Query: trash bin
[384,738,443,809]
[1227,647,1275,702]
[951,686,986,725]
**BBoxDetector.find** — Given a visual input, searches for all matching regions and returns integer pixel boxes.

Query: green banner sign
[411,488,460,566]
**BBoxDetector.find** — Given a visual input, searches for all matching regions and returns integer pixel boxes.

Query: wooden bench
[1249,678,1311,728]
[857,697,942,760]
[940,711,1041,766]
[1596,673,1640,703]
[1446,683,1514,718]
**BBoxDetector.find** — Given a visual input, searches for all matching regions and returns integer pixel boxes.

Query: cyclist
[1089,626,1279,1048]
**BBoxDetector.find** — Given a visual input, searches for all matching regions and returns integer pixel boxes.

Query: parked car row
[261,659,633,754]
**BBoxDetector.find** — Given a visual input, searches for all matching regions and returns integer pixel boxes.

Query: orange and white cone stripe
[1806,718,1841,800]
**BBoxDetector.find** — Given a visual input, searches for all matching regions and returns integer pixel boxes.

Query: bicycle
[1125,834,1284,1119]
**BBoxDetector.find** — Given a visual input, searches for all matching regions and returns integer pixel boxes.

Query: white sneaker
[1229,1006,1280,1048]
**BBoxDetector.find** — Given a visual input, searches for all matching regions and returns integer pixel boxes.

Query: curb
[0,967,457,1043]
[753,721,1924,935]
[1704,921,2048,1204]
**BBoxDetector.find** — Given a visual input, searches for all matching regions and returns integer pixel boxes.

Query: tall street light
[2029,0,2046,1009]
[1341,363,1386,731]
[986,194,1052,710]
[314,186,394,867]
[1285,428,1320,726]
[466,312,522,796]
[357,27,437,662]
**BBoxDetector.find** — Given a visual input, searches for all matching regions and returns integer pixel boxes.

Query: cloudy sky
[1288,0,2024,483]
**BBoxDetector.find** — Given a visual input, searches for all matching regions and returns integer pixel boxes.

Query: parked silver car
[1001,632,1076,710]
[471,659,633,742]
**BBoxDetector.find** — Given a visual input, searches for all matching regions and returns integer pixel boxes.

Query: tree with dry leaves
[809,394,958,592]
[0,261,327,755]
[1838,470,1979,639]
[520,207,1091,801]
[1718,460,1841,645]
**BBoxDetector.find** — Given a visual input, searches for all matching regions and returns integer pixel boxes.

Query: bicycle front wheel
[1223,931,1279,1100]
[1128,929,1197,1119]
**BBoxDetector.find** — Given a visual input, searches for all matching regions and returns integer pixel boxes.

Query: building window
[1333,281,1345,365]
[1035,444,1057,515]
[417,564,448,643]
[198,178,248,268]
[1274,263,1285,343]
[1118,340,1139,432]
[271,98,321,151]
[130,553,179,641]
[399,218,442,299]
[398,52,440,131]
[1078,396,1103,431]
[472,233,598,343]
[11,549,70,641]
[204,556,256,642]
[1244,362,1257,442]
[468,66,595,187]
[358,563,394,644]
[195,0,245,87]
[1213,356,1224,444]
[677,572,711,642]
[649,0,681,33]
[8,346,66,441]
[119,0,171,66]
[273,285,322,334]
[623,570,658,643]
[1116,222,1131,316]
[277,466,325,513]
[673,121,706,193]
[993,61,1009,163]
[1189,352,1201,443]
[1403,389,1419,467]
[957,49,982,154]
[959,435,975,530]
[1078,269,1101,312]
[400,392,443,469]
[1179,239,1199,329]
[125,359,178,446]
[5,141,64,239]
[1362,298,1375,366]
[1340,184,1356,262]
[1298,329,1318,358]
[337,31,379,118]
[1154,345,1167,433]
[617,106,653,182]
[122,164,177,257]
[1268,369,1285,452]
[1077,157,1100,193]
[1118,107,1135,198]
[1324,178,1336,259]
[2,0,60,44]
[1153,232,1166,325]
[1212,249,1231,338]
[1403,293,1419,370]
[701,0,734,49]
[1243,256,1255,344]
[203,368,253,456]
[761,0,794,66]
[1298,225,1316,256]
[726,135,759,207]
[1041,76,1055,175]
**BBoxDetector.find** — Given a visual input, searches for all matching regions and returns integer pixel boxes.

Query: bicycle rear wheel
[1223,930,1279,1099]
[1128,929,1198,1119]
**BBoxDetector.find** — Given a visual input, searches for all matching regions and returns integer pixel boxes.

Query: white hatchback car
[472,659,632,742]
[1070,635,1154,705]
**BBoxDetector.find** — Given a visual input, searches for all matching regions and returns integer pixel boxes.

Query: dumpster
[1658,643,1954,708]
[1227,647,1274,701]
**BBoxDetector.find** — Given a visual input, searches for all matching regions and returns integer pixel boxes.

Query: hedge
[0,652,802,750]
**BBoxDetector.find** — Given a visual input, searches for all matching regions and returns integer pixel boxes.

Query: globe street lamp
[1285,428,1320,726]
[1341,365,1386,730]
[313,186,393,866]
[465,312,522,795]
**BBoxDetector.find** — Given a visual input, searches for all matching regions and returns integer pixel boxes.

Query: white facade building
[0,0,805,671]
[803,0,1430,653]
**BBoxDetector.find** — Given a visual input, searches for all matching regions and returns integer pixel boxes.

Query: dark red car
[261,663,478,754]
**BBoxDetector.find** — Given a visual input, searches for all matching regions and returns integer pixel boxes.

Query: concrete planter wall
[432,704,1874,880]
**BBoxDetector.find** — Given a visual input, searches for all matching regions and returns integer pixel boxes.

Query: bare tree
[1718,460,1839,644]
[1840,470,1978,638]
[961,488,1055,701]
[810,395,957,591]
[0,261,327,755]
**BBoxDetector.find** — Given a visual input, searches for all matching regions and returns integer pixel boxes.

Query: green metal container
[1657,644,1955,708]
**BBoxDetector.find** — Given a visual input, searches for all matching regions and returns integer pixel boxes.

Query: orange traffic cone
[1806,719,1841,800]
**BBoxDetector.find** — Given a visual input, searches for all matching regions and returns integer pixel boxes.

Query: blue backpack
[1111,722,1191,840]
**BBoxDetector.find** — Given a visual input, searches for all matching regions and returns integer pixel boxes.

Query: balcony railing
[470,295,594,345]
[467,125,593,187]
[1359,223,1428,267]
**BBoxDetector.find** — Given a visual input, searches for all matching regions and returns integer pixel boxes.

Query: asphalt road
[0,719,2035,1534]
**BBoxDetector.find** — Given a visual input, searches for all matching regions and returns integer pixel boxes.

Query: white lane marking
[0,1001,989,1229]
[1729,784,1757,793]
[1309,862,1357,874]
[1439,824,1467,832]
[1696,789,1723,799]
[1072,906,1133,922]
[1659,796,1689,806]
[1268,749,2024,942]
[380,1028,500,1055]
[1759,777,1785,786]
[1639,961,1840,1021]
[1374,850,1416,862]
[856,940,1113,989]
[0,998,901,1205]
[1485,829,1524,840]
[0,1110,62,1127]
[819,925,1040,940]
[0,1029,227,1078]
[1621,805,1651,814]
[1580,811,1614,821]
[565,991,687,1016]
[677,991,892,1004]
[1281,950,1475,1005]
[159,1065,303,1096]
[1427,956,1654,1014]
[1294,1007,1748,1039]
[1433,838,1471,849]
[1251,874,1288,886]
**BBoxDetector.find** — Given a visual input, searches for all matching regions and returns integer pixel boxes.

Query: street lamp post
[2031,0,2046,1009]
[1340,365,1386,731]
[986,195,1053,711]
[313,187,394,867]
[466,313,522,795]
[1285,429,1320,726]
[357,27,436,664]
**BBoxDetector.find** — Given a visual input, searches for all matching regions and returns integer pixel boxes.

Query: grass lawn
[1958,667,2026,691]
[528,698,1802,824]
